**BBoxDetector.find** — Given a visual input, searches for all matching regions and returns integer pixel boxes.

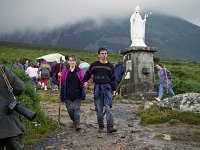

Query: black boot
[98,127,104,133]
[107,126,117,133]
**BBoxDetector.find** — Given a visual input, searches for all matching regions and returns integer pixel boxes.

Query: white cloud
[0,0,199,34]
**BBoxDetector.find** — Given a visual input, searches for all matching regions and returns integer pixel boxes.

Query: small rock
[130,129,141,133]
[44,145,55,150]
[163,134,171,141]
[96,133,104,138]
[62,138,68,142]
[128,123,133,127]
[90,106,95,111]
[144,101,154,110]
[121,134,126,138]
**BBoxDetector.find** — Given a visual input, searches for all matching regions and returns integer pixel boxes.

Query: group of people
[0,47,175,150]
[60,48,118,133]
[12,58,52,91]
[59,50,175,134]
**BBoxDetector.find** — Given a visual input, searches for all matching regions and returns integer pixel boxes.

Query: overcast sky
[0,0,199,34]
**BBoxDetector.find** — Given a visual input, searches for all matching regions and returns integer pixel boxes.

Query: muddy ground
[30,95,200,150]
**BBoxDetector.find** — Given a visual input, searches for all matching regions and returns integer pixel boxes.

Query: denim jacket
[94,84,112,107]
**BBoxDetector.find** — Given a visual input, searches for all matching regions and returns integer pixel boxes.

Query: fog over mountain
[0,0,199,34]
[0,13,200,61]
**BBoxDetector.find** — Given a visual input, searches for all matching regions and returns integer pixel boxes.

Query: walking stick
[58,57,63,126]
[164,64,168,94]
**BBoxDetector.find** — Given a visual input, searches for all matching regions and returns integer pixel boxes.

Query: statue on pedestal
[130,5,148,47]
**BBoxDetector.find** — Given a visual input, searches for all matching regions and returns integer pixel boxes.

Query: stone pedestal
[120,46,158,100]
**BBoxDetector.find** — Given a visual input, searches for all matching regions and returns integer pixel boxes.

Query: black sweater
[83,61,116,91]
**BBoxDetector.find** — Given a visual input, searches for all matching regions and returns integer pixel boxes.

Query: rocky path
[30,99,200,150]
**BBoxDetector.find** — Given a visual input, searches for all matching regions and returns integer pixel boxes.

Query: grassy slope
[1,42,200,147]
[158,58,200,94]
[1,44,200,94]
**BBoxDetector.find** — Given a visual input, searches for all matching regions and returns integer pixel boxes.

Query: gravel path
[30,99,200,150]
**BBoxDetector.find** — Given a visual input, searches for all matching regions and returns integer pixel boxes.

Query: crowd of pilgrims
[11,56,124,92]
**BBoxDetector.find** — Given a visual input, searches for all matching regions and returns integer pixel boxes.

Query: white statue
[130,5,147,47]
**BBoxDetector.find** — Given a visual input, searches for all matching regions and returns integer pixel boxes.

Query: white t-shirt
[26,67,38,78]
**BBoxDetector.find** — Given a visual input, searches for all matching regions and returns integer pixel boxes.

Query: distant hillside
[0,14,200,61]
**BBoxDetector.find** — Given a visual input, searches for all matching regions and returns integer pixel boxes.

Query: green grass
[39,91,60,103]
[0,41,120,65]
[1,42,200,147]
[23,113,55,147]
[154,58,200,94]
[139,104,200,125]
[171,125,200,147]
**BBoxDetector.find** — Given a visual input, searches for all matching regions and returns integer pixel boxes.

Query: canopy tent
[36,53,65,63]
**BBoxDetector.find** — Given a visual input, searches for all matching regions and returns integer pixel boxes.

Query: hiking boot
[107,127,117,133]
[75,125,81,131]
[98,127,104,133]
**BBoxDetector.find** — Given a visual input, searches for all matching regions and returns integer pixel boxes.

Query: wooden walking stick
[163,64,169,94]
[58,57,63,126]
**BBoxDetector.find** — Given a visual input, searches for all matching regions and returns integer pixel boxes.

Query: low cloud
[0,0,199,34]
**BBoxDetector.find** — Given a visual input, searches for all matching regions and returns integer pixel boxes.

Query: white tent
[36,53,65,63]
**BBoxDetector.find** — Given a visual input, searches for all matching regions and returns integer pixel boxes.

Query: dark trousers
[0,135,24,150]
[66,99,81,125]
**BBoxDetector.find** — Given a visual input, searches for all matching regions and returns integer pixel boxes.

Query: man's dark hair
[98,47,108,54]
[157,63,163,68]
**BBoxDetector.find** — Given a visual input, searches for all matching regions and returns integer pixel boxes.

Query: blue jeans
[65,99,81,125]
[94,91,114,128]
[30,77,36,88]
[158,84,175,100]
[52,83,58,90]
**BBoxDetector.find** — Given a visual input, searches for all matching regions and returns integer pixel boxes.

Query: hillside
[0,14,200,62]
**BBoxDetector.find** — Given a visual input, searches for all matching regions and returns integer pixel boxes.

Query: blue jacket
[114,63,125,82]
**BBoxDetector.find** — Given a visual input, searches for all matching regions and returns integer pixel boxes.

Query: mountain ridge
[0,14,200,61]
